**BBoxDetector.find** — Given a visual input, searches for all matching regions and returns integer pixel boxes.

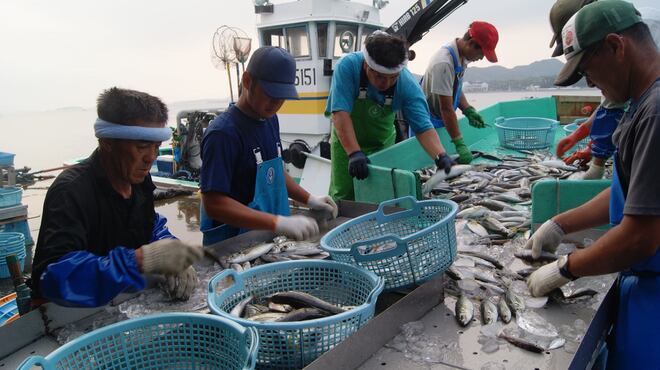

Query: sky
[0,0,655,113]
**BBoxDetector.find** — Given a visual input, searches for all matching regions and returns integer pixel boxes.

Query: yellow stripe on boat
[279,91,328,115]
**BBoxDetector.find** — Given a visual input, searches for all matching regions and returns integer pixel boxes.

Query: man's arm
[285,171,310,205]
[415,128,447,159]
[201,192,278,231]
[332,111,361,155]
[438,95,461,139]
[457,92,470,111]
[553,187,612,233]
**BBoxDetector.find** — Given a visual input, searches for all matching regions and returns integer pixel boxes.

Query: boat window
[286,25,310,58]
[317,23,328,58]
[334,24,358,58]
[262,28,285,48]
[359,27,379,51]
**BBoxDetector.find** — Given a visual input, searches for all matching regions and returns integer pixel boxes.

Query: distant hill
[464,58,588,90]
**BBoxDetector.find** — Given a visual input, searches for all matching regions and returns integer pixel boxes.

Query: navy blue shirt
[200,105,282,207]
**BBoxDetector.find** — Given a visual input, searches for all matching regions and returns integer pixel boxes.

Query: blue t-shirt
[325,51,433,134]
[200,105,282,206]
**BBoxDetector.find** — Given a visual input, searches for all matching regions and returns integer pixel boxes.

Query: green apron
[329,97,396,200]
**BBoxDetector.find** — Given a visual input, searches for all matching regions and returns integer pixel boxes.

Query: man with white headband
[30,87,203,308]
[326,31,453,201]
[421,21,499,164]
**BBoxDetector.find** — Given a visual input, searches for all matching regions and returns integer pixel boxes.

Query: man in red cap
[421,21,498,163]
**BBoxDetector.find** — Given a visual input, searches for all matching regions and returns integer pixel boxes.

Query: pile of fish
[205,236,328,272]
[229,291,354,322]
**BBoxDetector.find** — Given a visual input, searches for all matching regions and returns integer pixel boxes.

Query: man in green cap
[526,1,660,367]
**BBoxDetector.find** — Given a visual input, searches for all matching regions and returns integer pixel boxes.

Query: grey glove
[527,261,571,297]
[141,239,203,274]
[524,220,565,259]
[161,266,199,301]
[274,215,319,241]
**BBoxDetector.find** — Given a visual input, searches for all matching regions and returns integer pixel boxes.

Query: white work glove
[274,215,319,241]
[161,266,199,301]
[524,220,565,259]
[141,239,203,275]
[581,163,605,180]
[306,195,339,219]
[527,261,571,297]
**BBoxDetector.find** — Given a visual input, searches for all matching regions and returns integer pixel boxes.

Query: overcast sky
[0,0,655,113]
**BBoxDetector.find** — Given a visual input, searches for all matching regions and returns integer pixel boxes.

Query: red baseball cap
[468,21,499,63]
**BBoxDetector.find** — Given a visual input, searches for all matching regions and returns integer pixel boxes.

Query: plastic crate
[0,187,22,208]
[562,118,590,152]
[494,116,559,150]
[17,313,259,370]
[0,152,15,167]
[208,260,384,369]
[0,294,18,326]
[321,196,458,291]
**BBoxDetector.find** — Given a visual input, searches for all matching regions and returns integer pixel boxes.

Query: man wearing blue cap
[31,87,203,308]
[200,46,337,245]
[525,1,660,367]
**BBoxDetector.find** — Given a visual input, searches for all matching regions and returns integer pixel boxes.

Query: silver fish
[481,299,499,324]
[228,242,274,264]
[498,297,512,323]
[514,249,558,263]
[249,312,287,322]
[467,221,490,237]
[505,290,526,316]
[423,165,473,195]
[277,308,329,322]
[230,295,253,317]
[498,332,545,353]
[270,291,346,314]
[455,295,474,327]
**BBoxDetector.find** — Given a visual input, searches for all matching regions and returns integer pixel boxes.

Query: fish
[269,291,346,314]
[249,312,287,322]
[539,160,578,171]
[498,333,545,353]
[244,304,270,318]
[459,254,497,269]
[459,251,504,269]
[505,290,526,316]
[228,242,274,264]
[277,308,329,322]
[478,199,517,211]
[476,280,506,295]
[457,206,491,219]
[467,221,489,237]
[455,295,474,327]
[422,165,473,195]
[497,297,512,323]
[482,216,515,237]
[268,302,293,313]
[230,295,254,317]
[514,249,558,263]
[481,299,499,324]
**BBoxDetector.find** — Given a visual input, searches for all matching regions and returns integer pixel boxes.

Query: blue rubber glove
[434,153,454,174]
[348,150,370,180]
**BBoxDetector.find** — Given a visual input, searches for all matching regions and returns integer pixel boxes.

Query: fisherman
[327,31,454,201]
[420,21,499,164]
[30,87,203,308]
[549,0,626,180]
[200,46,337,245]
[525,2,660,367]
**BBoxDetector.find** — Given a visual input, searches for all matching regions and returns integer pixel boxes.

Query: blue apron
[200,145,290,246]
[410,45,464,137]
[607,153,660,369]
[590,106,623,160]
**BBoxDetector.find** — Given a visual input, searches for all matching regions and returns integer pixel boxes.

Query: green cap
[548,0,595,57]
[555,0,643,86]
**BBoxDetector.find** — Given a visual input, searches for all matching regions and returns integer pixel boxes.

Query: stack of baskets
[208,259,384,369]
[0,232,25,278]
[320,196,458,291]
[17,313,259,370]
[494,116,559,150]
[562,117,590,153]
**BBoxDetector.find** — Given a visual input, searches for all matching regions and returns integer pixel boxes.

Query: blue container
[208,260,384,369]
[321,196,458,291]
[156,155,174,174]
[0,152,14,167]
[563,118,590,153]
[0,297,18,326]
[17,313,259,370]
[0,232,27,278]
[0,220,33,246]
[494,116,559,150]
[0,187,22,208]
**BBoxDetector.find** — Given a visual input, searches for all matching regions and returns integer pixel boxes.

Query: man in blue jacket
[30,87,203,308]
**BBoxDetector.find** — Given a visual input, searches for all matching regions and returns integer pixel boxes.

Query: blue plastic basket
[494,116,559,150]
[0,232,26,278]
[17,313,259,370]
[0,152,15,167]
[321,196,458,291]
[0,187,22,208]
[208,260,384,369]
[0,297,18,326]
[563,118,590,152]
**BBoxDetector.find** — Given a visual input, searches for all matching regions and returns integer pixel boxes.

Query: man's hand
[274,215,320,241]
[462,106,486,128]
[556,122,591,157]
[162,266,198,301]
[348,150,370,180]
[527,261,571,297]
[140,239,203,275]
[434,152,454,175]
[307,195,339,219]
[563,144,592,167]
[524,220,565,259]
[451,137,473,164]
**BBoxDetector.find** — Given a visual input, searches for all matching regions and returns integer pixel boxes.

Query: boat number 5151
[295,68,316,86]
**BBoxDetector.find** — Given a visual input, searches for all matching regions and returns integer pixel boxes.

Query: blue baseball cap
[247,46,299,100]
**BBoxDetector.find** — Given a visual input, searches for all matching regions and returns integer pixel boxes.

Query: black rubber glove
[435,152,454,175]
[348,150,370,180]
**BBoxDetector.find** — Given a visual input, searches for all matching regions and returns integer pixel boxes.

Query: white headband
[363,31,408,74]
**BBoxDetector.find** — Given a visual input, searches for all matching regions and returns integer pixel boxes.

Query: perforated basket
[0,187,22,208]
[17,313,259,370]
[0,232,25,278]
[208,260,384,369]
[563,118,590,152]
[321,196,458,291]
[0,152,14,167]
[494,116,559,150]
